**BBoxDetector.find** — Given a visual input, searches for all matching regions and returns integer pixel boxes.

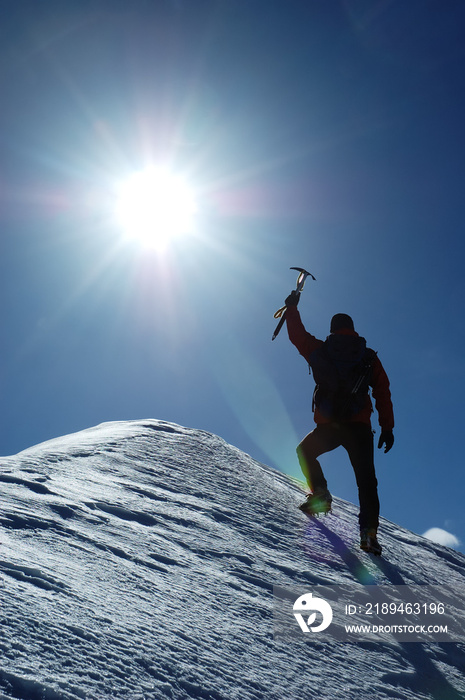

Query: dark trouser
[297,422,379,531]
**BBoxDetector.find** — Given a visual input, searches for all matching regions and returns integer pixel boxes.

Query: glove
[378,430,394,453]
[285,290,301,307]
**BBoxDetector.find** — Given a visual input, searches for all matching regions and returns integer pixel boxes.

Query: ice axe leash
[272,267,316,341]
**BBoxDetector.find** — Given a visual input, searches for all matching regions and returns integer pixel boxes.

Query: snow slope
[1,419,465,700]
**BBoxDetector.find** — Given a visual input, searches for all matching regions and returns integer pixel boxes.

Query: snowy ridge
[1,419,465,700]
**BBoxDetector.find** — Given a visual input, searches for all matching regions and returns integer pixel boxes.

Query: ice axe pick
[272,267,315,341]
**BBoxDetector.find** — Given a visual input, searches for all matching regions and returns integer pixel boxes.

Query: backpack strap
[351,349,377,394]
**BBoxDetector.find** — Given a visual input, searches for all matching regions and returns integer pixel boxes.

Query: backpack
[309,334,377,421]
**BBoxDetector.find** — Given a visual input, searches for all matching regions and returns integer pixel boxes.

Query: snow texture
[1,419,465,700]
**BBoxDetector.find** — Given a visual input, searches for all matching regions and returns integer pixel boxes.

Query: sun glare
[115,167,197,249]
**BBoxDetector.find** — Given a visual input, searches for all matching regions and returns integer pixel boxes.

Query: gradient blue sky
[1,1,465,551]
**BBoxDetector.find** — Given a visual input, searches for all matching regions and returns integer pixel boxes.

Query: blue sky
[1,0,465,551]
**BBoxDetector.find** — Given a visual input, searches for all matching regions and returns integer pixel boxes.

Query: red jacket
[286,306,394,431]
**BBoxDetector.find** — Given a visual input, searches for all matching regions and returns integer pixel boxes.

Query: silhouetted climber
[285,290,394,555]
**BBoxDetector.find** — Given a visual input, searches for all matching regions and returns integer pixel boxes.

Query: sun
[115,167,197,249]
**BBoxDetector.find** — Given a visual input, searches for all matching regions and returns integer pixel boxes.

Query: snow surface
[1,419,465,700]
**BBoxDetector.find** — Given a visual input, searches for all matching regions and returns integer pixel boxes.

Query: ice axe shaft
[272,267,315,341]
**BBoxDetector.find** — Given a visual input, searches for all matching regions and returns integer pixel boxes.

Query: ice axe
[272,267,316,341]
